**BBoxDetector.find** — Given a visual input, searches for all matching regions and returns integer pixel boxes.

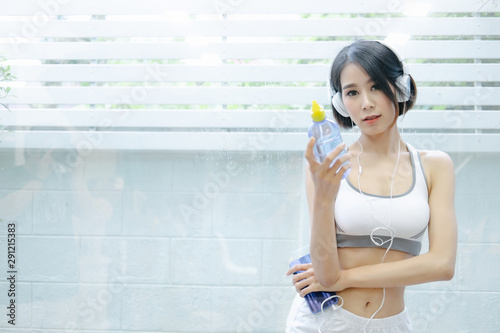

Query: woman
[286,40,457,332]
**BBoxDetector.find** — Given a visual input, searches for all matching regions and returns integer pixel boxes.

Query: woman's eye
[371,84,379,90]
[346,90,357,97]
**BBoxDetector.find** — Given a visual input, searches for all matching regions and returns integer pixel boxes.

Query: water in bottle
[308,100,350,179]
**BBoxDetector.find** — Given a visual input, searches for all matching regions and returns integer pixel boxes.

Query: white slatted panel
[8,64,500,82]
[1,18,499,38]
[2,0,497,15]
[0,1,499,151]
[0,131,496,153]
[3,87,500,106]
[2,41,499,60]
[2,110,498,131]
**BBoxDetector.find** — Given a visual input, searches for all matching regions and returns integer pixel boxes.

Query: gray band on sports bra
[336,234,422,256]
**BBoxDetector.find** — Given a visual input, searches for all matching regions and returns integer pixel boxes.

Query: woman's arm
[294,150,457,294]
[301,138,351,286]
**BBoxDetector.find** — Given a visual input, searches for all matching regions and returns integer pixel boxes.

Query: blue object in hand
[289,253,339,314]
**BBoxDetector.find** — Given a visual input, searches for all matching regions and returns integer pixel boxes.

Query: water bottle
[308,100,350,179]
[289,247,339,314]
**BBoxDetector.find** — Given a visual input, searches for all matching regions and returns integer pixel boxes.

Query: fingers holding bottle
[306,139,350,174]
[323,142,351,178]
[306,142,351,198]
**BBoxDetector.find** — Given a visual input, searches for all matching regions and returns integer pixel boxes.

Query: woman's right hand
[286,263,315,297]
[304,137,351,203]
[286,263,344,297]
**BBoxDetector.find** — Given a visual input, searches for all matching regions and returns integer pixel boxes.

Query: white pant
[286,294,414,333]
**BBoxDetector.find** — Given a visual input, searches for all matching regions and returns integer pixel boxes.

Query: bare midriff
[336,247,413,318]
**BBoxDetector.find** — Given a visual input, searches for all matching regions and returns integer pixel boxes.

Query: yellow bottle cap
[311,100,326,122]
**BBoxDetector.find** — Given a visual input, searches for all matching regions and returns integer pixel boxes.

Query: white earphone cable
[318,79,408,333]
[357,137,401,332]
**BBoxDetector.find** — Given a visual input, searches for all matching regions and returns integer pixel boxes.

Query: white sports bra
[334,143,429,256]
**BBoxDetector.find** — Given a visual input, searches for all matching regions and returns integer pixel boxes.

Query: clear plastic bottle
[308,100,350,179]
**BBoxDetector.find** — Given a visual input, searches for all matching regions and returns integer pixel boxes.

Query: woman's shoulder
[415,148,455,190]
[416,149,454,168]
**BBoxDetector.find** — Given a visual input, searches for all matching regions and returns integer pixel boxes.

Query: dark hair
[329,40,417,129]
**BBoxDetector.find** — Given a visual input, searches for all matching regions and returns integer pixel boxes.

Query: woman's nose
[362,93,375,110]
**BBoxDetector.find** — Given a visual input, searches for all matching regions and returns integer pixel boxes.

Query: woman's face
[340,62,398,134]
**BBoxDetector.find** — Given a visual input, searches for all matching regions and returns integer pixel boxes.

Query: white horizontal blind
[2,0,498,15]
[0,0,499,152]
[1,18,498,37]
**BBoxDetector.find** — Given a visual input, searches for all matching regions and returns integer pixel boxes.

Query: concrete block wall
[0,147,498,332]
[0,149,301,332]
[406,151,500,332]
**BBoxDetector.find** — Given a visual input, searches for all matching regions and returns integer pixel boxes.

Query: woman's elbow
[427,251,456,281]
[437,258,456,281]
[441,263,455,281]
[317,270,340,287]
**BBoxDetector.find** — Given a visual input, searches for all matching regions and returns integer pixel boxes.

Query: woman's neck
[357,126,404,156]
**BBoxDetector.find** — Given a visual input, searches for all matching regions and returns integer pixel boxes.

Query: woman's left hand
[286,263,347,297]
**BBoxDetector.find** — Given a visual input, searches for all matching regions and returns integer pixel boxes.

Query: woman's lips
[362,115,381,124]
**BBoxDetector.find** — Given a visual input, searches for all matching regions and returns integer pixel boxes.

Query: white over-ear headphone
[329,41,411,118]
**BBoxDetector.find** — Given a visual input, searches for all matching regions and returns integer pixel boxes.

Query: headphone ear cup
[332,92,350,118]
[396,74,411,103]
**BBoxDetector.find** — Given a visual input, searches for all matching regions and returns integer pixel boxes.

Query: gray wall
[0,147,498,332]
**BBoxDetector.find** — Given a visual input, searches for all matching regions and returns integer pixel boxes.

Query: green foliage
[0,56,15,111]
